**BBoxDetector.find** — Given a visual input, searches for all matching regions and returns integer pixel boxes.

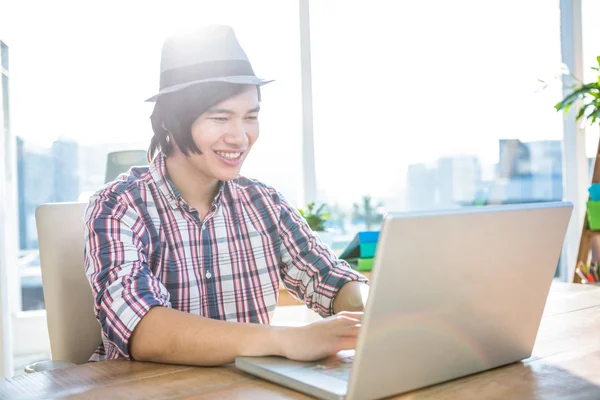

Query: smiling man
[83,25,369,367]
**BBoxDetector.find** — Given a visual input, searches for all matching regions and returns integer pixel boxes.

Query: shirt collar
[149,152,226,210]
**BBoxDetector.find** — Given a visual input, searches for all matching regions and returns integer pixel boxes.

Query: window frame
[559,0,586,281]
[0,39,15,377]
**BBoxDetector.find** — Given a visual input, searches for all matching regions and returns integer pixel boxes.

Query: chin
[215,169,243,181]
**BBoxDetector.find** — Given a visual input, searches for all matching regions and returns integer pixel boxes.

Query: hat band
[160,59,256,90]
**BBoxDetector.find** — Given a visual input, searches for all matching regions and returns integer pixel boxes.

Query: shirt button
[205,272,212,279]
[202,224,207,230]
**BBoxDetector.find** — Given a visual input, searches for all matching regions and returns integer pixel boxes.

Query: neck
[164,155,220,210]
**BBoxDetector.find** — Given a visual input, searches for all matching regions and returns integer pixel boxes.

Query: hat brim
[144,76,274,102]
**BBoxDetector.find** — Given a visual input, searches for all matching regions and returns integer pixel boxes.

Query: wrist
[235,323,290,358]
[268,325,290,358]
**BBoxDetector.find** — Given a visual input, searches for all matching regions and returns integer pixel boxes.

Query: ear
[161,122,168,131]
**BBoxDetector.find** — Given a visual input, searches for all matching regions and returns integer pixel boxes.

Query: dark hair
[148,82,261,162]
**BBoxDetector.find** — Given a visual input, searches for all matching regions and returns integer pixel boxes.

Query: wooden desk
[2,282,600,400]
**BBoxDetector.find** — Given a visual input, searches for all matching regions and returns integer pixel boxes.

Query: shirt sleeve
[276,192,369,317]
[84,193,171,360]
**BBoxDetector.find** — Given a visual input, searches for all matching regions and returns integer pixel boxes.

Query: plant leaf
[316,203,327,215]
[555,83,599,112]
[576,102,594,120]
[589,108,600,125]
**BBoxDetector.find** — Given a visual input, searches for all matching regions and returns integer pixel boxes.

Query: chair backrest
[35,202,101,365]
[105,150,148,184]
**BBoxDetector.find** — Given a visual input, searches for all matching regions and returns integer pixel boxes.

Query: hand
[278,311,363,362]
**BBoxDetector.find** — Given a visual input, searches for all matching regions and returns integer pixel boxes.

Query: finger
[335,315,362,324]
[336,312,364,323]
[336,311,364,318]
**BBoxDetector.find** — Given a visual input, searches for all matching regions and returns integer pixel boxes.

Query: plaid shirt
[84,154,368,361]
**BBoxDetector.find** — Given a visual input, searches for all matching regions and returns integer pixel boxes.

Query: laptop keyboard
[309,355,355,381]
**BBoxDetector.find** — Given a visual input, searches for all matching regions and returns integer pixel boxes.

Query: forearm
[333,281,368,314]
[129,307,285,366]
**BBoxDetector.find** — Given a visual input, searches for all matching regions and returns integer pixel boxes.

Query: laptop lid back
[347,202,572,400]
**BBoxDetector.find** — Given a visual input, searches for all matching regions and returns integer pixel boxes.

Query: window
[2,0,302,360]
[0,0,593,374]
[309,0,566,252]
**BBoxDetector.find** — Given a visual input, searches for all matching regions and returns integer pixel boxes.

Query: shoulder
[85,166,153,220]
[227,175,282,203]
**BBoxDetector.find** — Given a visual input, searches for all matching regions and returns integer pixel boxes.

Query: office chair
[27,202,101,372]
[105,150,148,184]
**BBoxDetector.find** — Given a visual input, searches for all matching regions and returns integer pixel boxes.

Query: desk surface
[2,282,600,400]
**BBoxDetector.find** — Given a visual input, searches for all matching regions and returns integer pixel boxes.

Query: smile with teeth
[215,151,242,159]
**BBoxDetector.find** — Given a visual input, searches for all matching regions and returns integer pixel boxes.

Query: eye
[210,117,228,122]
[245,115,259,121]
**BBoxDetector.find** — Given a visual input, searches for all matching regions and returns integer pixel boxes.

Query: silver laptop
[236,202,573,400]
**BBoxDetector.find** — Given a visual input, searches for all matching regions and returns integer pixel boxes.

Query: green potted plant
[554,56,600,125]
[298,202,334,247]
[555,56,600,270]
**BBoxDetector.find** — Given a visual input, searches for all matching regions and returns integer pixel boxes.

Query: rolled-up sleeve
[276,193,369,317]
[84,193,171,360]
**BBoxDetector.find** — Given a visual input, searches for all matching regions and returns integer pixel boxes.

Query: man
[84,25,369,366]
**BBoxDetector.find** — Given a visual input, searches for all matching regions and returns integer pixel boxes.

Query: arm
[130,307,361,365]
[130,307,286,365]
[333,281,369,314]
[276,193,369,317]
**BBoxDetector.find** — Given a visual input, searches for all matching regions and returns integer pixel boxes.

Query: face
[179,86,260,181]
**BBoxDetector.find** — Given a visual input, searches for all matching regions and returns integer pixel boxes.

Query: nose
[223,119,247,146]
